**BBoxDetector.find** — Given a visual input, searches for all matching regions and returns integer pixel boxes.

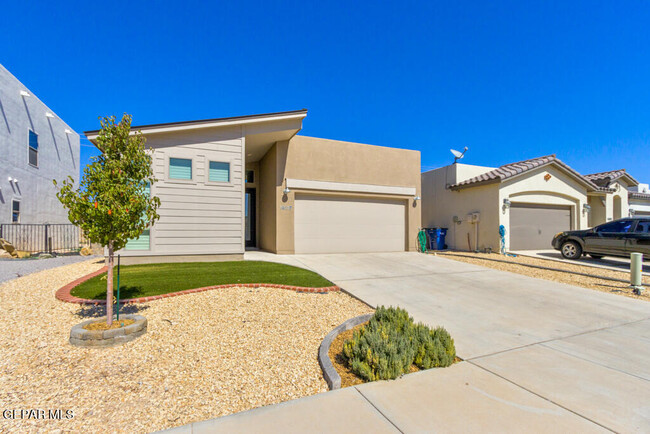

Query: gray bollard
[630,252,644,295]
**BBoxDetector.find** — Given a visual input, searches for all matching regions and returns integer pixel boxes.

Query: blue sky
[2,1,649,179]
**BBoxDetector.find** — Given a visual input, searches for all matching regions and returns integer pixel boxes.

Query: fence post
[44,224,49,254]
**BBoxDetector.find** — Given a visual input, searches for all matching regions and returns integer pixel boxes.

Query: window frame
[166,155,195,184]
[11,199,20,223]
[28,130,39,168]
[204,157,233,186]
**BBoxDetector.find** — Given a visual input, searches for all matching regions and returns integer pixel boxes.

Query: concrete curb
[55,268,340,305]
[318,313,373,390]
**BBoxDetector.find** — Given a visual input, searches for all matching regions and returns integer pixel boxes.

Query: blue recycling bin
[425,228,448,250]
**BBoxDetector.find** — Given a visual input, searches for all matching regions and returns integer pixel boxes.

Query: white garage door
[294,194,406,254]
[510,203,572,250]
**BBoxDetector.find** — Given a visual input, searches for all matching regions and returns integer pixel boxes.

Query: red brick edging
[55,266,340,305]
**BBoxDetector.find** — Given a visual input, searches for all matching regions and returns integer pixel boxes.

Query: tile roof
[629,191,650,201]
[584,169,639,187]
[449,154,599,190]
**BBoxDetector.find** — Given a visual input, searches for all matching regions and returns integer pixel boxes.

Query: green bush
[413,324,455,369]
[342,306,456,382]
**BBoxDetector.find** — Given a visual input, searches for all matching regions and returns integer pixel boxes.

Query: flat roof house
[421,155,638,252]
[85,110,421,264]
[0,64,80,224]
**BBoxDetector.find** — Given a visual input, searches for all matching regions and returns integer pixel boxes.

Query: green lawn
[71,260,334,300]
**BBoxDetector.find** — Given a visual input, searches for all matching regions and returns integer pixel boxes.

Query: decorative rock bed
[318,313,373,390]
[69,314,147,347]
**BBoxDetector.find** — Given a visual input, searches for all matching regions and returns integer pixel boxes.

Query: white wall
[0,64,80,224]
[421,165,499,251]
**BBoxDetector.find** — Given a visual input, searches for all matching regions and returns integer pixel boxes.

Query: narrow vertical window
[125,183,151,250]
[11,200,20,223]
[28,130,38,167]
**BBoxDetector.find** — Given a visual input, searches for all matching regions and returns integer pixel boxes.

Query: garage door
[510,203,572,250]
[294,194,406,253]
[634,211,650,216]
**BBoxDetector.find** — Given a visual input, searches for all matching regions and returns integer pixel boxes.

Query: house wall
[115,126,245,261]
[608,180,630,219]
[499,165,589,250]
[421,165,500,251]
[588,195,607,226]
[261,135,421,253]
[422,163,590,252]
[0,64,80,224]
[258,143,279,252]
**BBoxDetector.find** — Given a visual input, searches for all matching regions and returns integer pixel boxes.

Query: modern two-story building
[0,64,80,224]
[85,110,422,263]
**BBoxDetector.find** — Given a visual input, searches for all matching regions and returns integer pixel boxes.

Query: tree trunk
[106,241,114,326]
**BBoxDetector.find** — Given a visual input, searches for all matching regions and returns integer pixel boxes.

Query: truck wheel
[561,241,582,259]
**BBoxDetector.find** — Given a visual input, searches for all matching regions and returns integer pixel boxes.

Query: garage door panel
[510,204,571,250]
[294,195,406,253]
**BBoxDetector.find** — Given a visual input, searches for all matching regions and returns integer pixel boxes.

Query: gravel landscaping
[0,254,100,284]
[0,259,372,433]
[437,251,650,301]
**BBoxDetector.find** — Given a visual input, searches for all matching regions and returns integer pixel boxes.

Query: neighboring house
[84,110,421,264]
[628,183,650,216]
[421,155,636,252]
[0,64,80,224]
[583,169,638,224]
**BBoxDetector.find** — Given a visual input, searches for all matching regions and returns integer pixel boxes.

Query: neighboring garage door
[294,194,406,254]
[634,211,650,216]
[510,203,572,250]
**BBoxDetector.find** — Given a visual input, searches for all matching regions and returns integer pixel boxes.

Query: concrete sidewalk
[163,252,650,433]
[162,363,605,433]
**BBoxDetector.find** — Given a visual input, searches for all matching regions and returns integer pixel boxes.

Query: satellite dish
[450,147,468,163]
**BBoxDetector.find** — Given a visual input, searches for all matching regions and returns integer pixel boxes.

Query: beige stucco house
[628,183,650,216]
[421,155,638,252]
[85,110,421,263]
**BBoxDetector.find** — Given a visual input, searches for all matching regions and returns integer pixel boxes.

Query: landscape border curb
[55,267,340,305]
[318,313,373,390]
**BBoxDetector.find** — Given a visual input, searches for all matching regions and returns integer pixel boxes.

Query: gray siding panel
[118,138,244,257]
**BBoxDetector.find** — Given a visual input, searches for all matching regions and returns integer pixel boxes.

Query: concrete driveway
[169,252,650,433]
[512,249,650,275]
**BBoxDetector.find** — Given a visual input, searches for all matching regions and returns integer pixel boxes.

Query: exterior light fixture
[283,186,291,195]
[414,196,421,201]
[583,204,591,213]
[630,209,636,217]
[45,112,55,118]
[19,90,30,97]
[503,198,511,209]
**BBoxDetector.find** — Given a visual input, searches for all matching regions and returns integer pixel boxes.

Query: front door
[245,188,256,248]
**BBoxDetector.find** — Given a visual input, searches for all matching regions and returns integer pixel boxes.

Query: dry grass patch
[0,259,372,433]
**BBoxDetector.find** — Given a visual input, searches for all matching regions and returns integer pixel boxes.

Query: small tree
[55,114,160,325]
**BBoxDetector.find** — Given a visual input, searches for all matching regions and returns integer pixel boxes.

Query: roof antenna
[450,147,468,164]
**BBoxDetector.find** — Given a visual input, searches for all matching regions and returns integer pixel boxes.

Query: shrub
[413,324,456,369]
[342,306,455,382]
